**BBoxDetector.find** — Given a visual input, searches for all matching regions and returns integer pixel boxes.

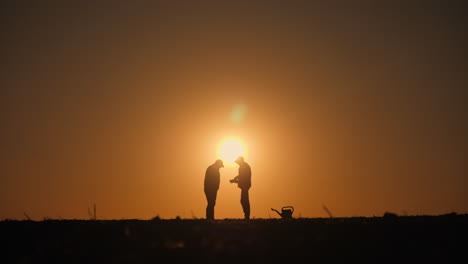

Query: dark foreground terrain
[2,214,467,263]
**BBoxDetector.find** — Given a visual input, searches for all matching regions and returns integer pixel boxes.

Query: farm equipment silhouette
[271,206,294,219]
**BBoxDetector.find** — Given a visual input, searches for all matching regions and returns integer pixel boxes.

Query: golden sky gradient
[1,1,467,219]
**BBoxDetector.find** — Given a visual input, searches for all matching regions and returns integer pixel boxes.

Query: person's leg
[205,190,217,220]
[240,189,250,219]
[212,191,217,219]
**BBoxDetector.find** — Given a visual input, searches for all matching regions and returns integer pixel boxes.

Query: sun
[217,137,247,166]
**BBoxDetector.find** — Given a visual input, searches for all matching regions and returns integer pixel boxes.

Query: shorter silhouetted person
[230,156,251,219]
[204,159,224,220]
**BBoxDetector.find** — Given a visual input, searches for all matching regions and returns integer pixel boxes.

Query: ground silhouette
[2,213,467,262]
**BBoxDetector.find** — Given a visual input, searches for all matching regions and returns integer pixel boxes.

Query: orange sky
[1,1,467,220]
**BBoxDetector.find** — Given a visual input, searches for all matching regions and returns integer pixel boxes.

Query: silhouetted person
[204,159,224,220]
[230,156,251,219]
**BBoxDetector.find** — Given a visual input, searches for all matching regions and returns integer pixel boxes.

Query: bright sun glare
[217,138,247,165]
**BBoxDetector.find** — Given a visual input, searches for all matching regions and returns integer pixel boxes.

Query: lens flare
[230,104,248,123]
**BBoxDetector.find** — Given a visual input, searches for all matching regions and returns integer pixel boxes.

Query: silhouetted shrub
[383,212,399,223]
[383,212,398,218]
[152,215,161,221]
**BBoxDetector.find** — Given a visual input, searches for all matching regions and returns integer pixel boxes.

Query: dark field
[2,214,467,263]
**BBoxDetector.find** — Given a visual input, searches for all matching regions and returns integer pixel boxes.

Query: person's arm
[230,176,239,183]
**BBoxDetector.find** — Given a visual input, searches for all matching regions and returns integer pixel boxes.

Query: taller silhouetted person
[204,159,224,220]
[230,156,252,219]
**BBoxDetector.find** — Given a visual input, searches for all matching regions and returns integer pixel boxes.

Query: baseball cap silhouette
[235,156,244,163]
[215,159,224,167]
